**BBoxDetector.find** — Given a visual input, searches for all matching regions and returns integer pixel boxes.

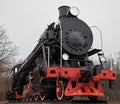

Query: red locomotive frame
[47,67,116,98]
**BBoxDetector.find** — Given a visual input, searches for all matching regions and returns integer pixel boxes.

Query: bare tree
[0,26,17,74]
[115,52,120,74]
[104,53,120,74]
[0,26,18,100]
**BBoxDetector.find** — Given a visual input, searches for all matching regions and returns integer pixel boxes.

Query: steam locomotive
[6,6,116,102]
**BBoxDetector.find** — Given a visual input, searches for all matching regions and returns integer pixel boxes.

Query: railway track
[7,100,108,104]
[73,99,108,104]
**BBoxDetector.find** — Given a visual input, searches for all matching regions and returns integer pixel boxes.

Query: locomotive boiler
[6,6,116,102]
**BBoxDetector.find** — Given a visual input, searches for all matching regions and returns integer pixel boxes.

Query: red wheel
[34,95,39,101]
[40,93,46,101]
[22,98,25,102]
[56,81,64,100]
[29,96,33,102]
[25,97,29,102]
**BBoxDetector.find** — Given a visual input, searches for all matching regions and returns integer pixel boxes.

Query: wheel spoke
[40,93,46,101]
[25,97,29,102]
[34,95,39,101]
[56,81,64,100]
[29,96,33,102]
[22,98,25,102]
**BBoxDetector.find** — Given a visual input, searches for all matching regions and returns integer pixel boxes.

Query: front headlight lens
[62,53,69,60]
[70,7,79,16]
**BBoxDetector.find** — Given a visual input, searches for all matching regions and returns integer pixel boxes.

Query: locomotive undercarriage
[6,66,116,102]
[6,46,116,102]
[6,42,116,102]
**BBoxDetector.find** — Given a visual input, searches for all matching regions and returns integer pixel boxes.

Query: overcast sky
[0,0,120,61]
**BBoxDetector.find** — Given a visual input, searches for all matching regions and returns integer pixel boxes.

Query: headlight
[100,56,106,63]
[70,7,79,16]
[62,53,69,60]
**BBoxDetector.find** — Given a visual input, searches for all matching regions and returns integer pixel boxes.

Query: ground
[0,101,120,104]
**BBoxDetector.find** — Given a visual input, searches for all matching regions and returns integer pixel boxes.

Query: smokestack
[58,6,70,18]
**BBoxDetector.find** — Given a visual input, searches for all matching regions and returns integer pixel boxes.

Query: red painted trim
[46,67,116,97]
[64,79,104,96]
[46,67,85,79]
[46,67,116,81]
[94,70,116,80]
[15,92,23,100]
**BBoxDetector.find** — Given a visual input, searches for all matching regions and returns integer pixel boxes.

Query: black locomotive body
[6,6,116,101]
